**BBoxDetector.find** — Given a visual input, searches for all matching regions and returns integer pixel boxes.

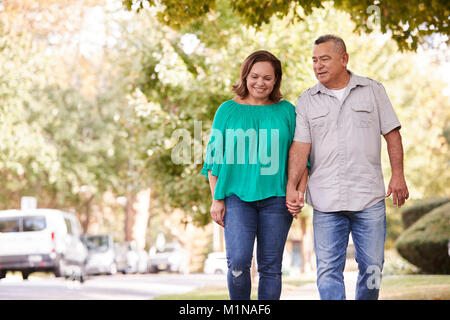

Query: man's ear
[342,52,349,67]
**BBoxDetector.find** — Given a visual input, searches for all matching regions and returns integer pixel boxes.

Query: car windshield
[87,236,110,251]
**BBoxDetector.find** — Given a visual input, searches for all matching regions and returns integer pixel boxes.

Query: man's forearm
[384,129,404,176]
[297,170,308,194]
[287,141,311,189]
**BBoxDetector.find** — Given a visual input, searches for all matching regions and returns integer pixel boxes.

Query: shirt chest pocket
[309,105,330,129]
[351,104,374,128]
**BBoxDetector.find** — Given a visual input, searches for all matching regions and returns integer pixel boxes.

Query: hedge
[401,197,450,229]
[395,202,450,274]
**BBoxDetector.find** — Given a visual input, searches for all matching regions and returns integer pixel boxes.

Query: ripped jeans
[224,195,293,300]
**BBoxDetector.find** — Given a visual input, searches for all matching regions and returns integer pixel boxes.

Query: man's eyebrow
[312,54,332,59]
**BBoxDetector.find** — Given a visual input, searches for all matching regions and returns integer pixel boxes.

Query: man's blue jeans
[224,195,293,300]
[313,199,386,300]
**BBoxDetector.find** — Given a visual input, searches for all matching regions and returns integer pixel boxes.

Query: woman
[201,50,307,300]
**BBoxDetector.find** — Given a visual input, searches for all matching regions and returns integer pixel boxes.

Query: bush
[401,197,450,229]
[382,249,420,276]
[395,202,450,274]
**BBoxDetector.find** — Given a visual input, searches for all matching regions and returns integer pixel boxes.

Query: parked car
[124,241,139,274]
[204,252,228,274]
[0,209,87,282]
[85,234,117,275]
[113,242,129,274]
[148,241,189,274]
[136,249,149,274]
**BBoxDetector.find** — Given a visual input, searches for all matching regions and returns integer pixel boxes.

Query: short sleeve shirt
[294,71,401,212]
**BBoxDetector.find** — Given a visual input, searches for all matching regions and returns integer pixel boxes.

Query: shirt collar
[310,70,370,96]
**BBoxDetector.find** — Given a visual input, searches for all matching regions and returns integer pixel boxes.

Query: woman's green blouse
[201,99,297,201]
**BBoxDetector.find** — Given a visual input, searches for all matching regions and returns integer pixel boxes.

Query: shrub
[401,197,450,229]
[395,202,450,274]
[382,249,420,276]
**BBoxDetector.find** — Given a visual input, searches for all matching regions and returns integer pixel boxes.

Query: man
[286,35,409,300]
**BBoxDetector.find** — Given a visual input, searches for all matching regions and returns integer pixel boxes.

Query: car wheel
[78,271,86,283]
[22,271,31,280]
[53,257,65,278]
[79,265,87,283]
[0,270,6,279]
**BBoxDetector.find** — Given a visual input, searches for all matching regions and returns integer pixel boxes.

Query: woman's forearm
[207,171,218,199]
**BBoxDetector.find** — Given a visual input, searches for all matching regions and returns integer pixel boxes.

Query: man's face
[312,41,348,87]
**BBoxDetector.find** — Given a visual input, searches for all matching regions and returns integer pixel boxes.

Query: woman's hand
[286,186,304,219]
[210,199,226,227]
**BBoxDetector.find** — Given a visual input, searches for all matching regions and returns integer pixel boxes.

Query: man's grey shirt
[294,71,401,212]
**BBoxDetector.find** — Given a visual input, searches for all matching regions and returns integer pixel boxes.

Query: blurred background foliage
[0,0,448,252]
[124,0,450,51]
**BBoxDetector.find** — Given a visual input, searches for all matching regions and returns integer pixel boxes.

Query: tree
[123,0,450,51]
[0,0,134,234]
[0,20,60,208]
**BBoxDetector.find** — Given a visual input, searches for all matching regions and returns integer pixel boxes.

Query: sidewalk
[280,271,358,300]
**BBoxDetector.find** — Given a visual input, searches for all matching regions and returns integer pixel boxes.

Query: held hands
[286,186,305,219]
[386,173,409,208]
[210,199,226,227]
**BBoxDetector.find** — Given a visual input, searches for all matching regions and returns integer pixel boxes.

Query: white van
[0,209,88,281]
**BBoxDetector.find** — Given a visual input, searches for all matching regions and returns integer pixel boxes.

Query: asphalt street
[0,272,227,300]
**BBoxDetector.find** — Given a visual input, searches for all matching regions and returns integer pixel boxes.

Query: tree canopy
[123,0,450,51]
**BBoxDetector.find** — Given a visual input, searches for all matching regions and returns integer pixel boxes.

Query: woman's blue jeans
[224,195,293,300]
[313,199,387,300]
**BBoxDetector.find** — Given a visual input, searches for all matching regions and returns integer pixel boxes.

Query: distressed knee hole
[231,269,243,277]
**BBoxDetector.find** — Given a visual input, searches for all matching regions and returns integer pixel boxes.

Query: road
[0,272,227,300]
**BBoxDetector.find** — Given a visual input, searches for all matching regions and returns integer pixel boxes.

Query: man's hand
[383,128,408,208]
[386,173,409,207]
[210,199,226,227]
[286,185,304,219]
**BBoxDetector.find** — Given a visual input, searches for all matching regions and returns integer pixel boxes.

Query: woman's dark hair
[232,50,283,102]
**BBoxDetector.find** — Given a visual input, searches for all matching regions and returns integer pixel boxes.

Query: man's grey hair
[314,34,347,54]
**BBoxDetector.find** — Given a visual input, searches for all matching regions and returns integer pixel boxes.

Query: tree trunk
[81,195,94,233]
[124,188,151,249]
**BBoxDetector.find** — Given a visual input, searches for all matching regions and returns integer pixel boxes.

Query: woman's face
[246,61,276,101]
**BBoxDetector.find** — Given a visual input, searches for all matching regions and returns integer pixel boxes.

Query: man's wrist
[287,181,299,190]
[391,170,405,178]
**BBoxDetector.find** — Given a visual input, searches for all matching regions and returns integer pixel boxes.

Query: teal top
[201,99,297,201]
